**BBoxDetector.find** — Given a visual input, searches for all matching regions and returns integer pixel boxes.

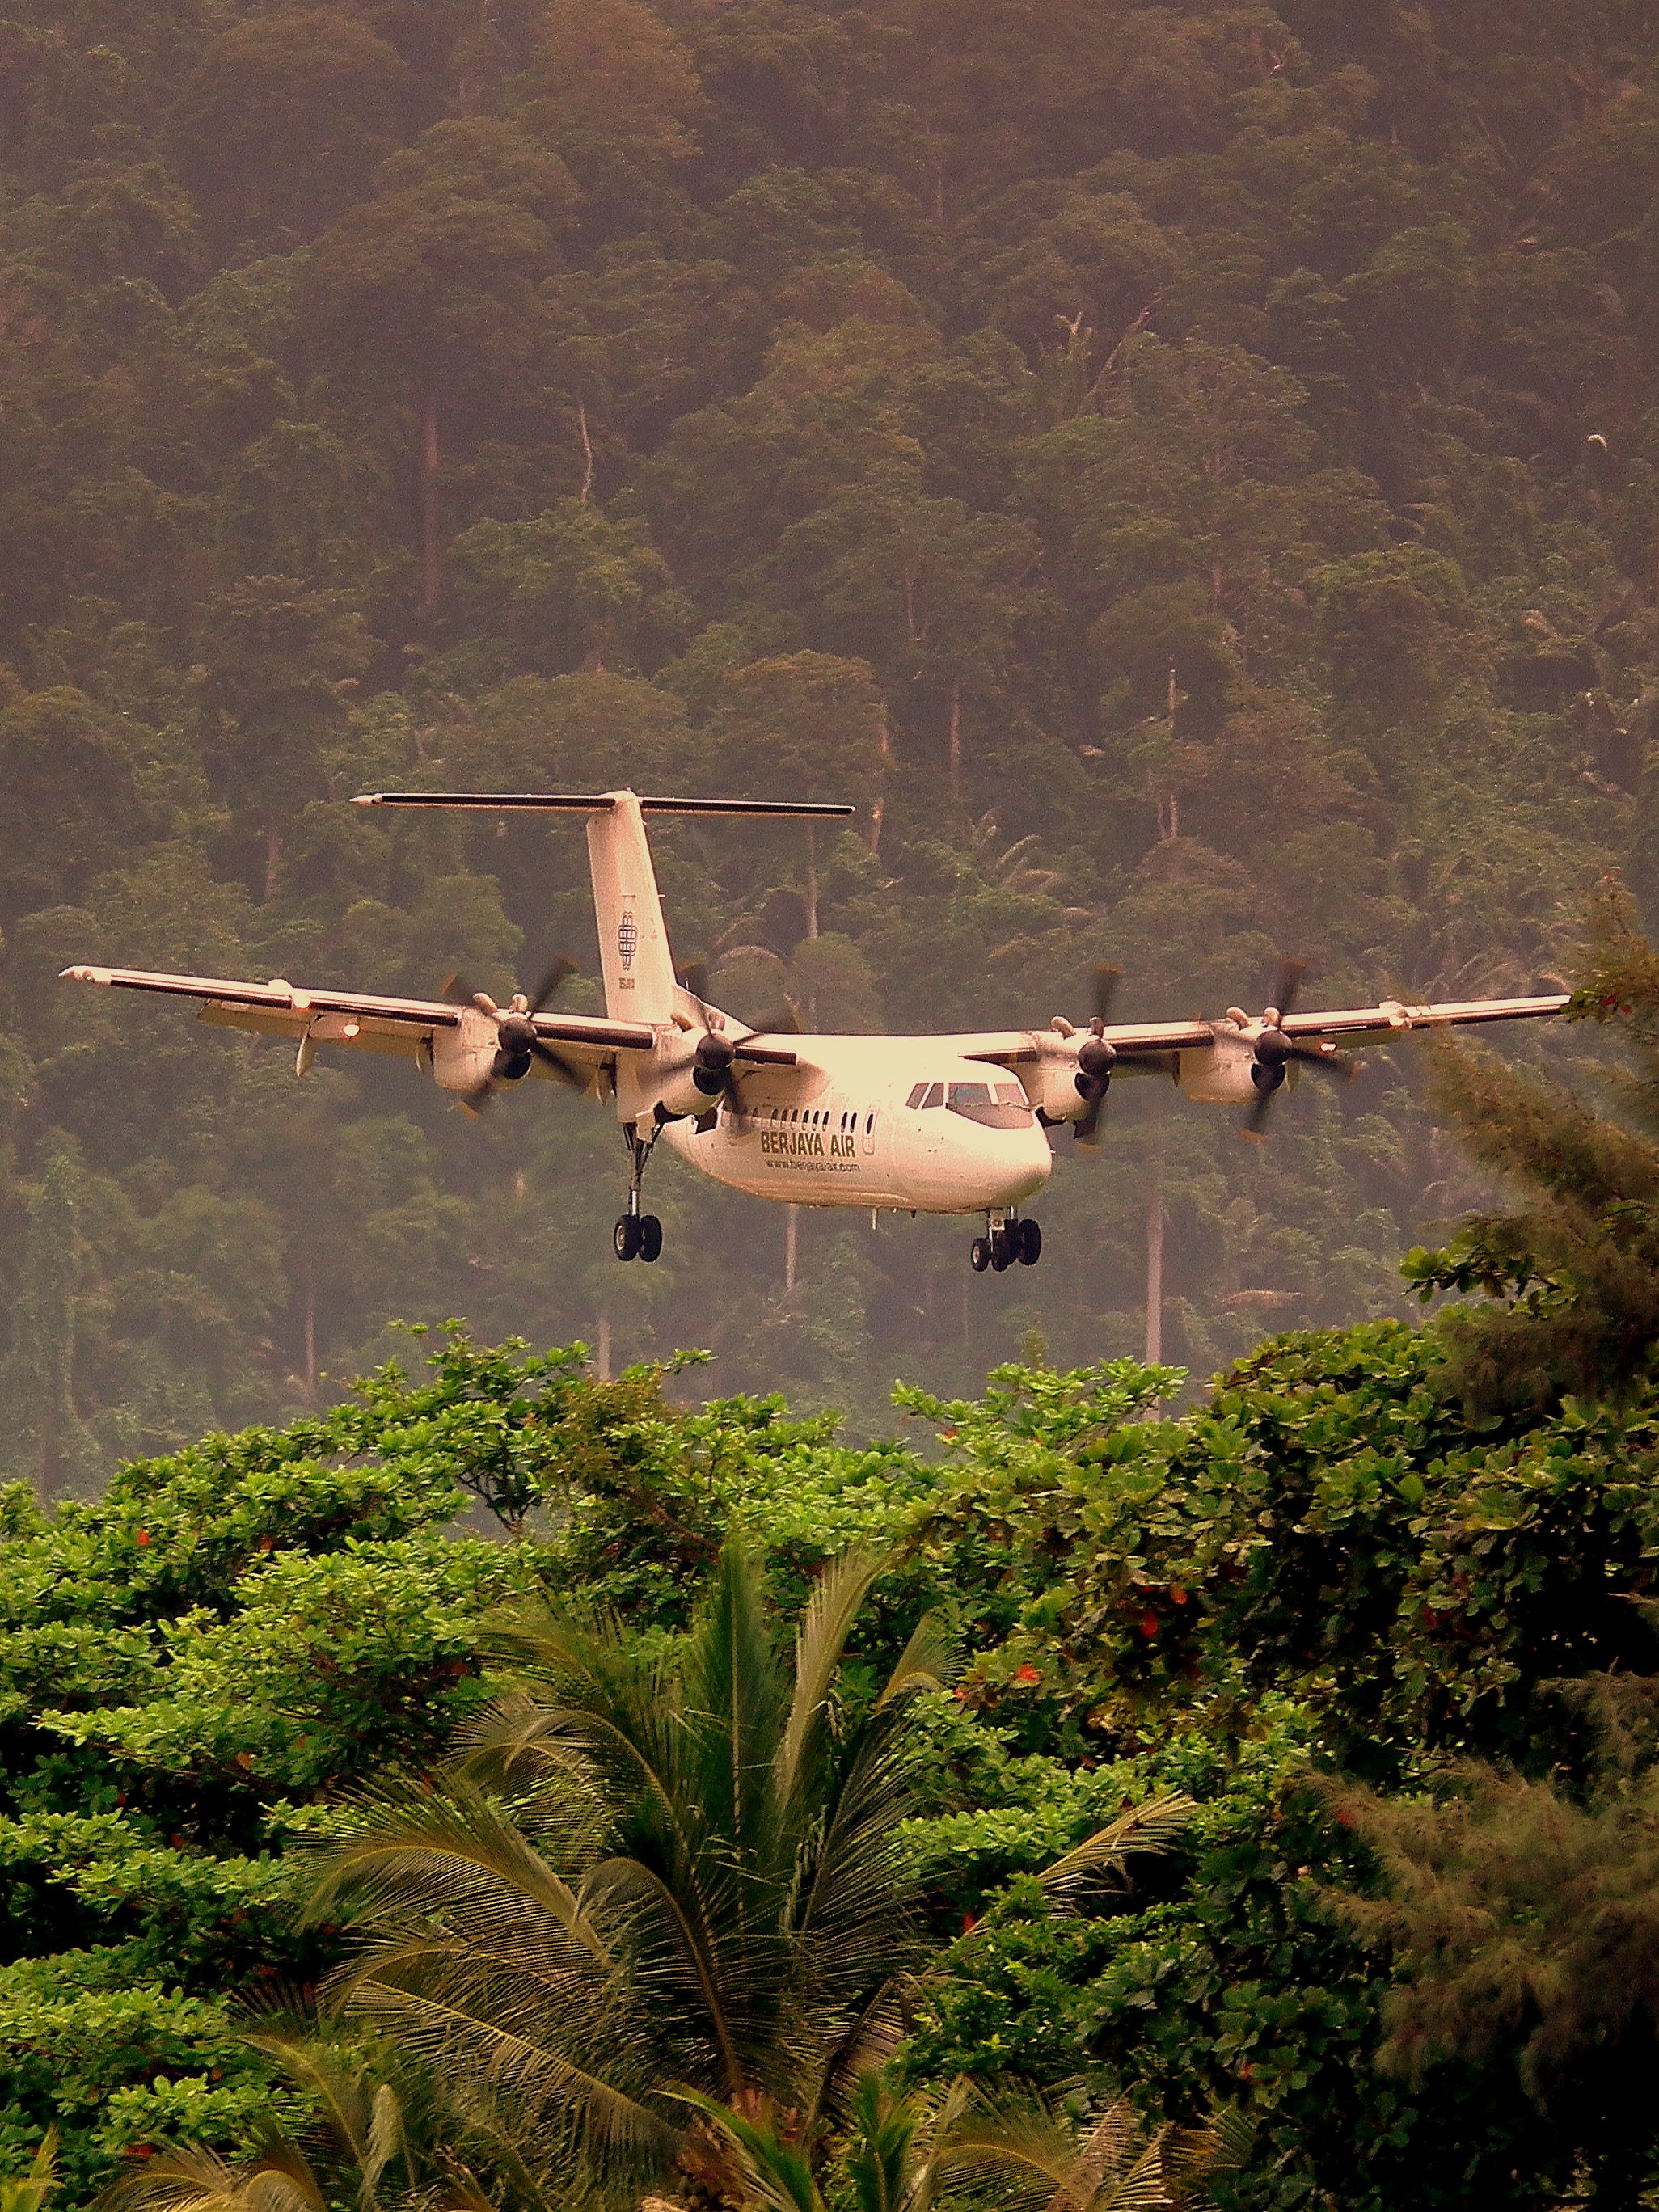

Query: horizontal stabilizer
[353,791,855,817]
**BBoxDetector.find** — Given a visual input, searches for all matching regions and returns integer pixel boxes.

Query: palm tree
[303,1544,1195,2206]
[686,2068,1249,2212]
[97,2033,477,2212]
[0,2131,58,2212]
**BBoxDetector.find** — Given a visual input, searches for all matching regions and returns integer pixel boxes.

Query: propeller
[1242,957,1354,1137]
[1073,965,1120,1145]
[451,956,581,1111]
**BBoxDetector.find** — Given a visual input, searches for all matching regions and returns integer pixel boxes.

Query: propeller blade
[529,1036,584,1089]
[1091,965,1121,1031]
[1071,1032,1117,1143]
[1243,1085,1275,1139]
[678,960,713,1007]
[751,998,802,1036]
[527,955,577,1015]
[1266,956,1308,1024]
[439,972,475,1006]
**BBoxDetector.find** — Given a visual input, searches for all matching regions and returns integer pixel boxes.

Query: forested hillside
[4,0,1657,1461]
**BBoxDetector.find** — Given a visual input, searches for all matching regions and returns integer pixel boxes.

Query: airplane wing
[953,991,1569,1066]
[1277,992,1570,1041]
[60,964,660,1087]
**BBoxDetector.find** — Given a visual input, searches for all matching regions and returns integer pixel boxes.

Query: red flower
[1138,1612,1159,1640]
[1014,1663,1041,1685]
[1169,1585,1188,1605]
[134,1528,150,1546]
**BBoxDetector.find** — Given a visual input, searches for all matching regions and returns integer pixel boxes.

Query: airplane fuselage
[659,1037,1053,1214]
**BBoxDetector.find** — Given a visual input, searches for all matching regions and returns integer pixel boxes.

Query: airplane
[61,789,1570,1273]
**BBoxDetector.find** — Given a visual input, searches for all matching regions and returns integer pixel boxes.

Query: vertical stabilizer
[587,791,678,1023]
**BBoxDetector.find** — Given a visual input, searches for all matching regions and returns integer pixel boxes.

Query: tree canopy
[0,0,1650,1446]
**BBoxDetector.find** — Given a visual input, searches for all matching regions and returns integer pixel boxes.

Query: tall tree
[0,1135,98,1496]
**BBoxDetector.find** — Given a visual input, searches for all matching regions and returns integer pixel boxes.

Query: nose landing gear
[970,1214,1041,1271]
[614,1126,664,1263]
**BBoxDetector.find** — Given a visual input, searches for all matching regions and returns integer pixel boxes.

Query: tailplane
[352,788,854,1025]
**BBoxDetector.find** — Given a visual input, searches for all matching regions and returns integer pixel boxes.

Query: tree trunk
[302,1265,317,1404]
[948,679,962,802]
[419,386,441,618]
[578,397,595,507]
[804,825,819,941]
[869,710,892,856]
[1144,1189,1164,1366]
[264,822,282,901]
[785,1204,799,1293]
[596,1310,612,1381]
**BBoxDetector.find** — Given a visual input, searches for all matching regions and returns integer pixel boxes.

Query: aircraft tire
[970,1235,992,1273]
[1018,1218,1042,1266]
[638,1214,663,1263]
[990,1231,1014,1272]
[614,1214,642,1262]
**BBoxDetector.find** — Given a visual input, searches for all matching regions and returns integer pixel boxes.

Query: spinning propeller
[1239,957,1354,1138]
[677,961,800,1118]
[442,956,580,1112]
[1073,965,1120,1146]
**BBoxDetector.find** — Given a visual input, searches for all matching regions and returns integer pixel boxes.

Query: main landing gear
[614,1126,664,1263]
[970,1214,1041,1273]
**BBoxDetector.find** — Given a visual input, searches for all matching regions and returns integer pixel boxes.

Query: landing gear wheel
[637,1214,663,1263]
[1018,1218,1042,1267]
[990,1227,1015,1272]
[969,1235,992,1273]
[614,1214,642,1262]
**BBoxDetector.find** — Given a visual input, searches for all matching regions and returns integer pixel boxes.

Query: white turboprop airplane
[63,790,1569,1273]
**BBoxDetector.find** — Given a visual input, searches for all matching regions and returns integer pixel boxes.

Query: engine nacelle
[648,1032,735,1122]
[1176,1036,1287,1104]
[1022,1036,1108,1124]
[428,1005,500,1093]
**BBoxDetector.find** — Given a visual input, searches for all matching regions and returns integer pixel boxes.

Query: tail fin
[352,789,854,1027]
[587,790,678,1021]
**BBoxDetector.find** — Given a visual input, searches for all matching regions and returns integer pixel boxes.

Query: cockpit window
[947,1079,1035,1129]
[921,1081,944,1108]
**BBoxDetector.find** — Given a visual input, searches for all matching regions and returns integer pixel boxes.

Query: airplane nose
[978,1123,1053,1206]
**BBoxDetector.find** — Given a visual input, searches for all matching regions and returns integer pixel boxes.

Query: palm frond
[681,1544,791,1848]
[670,2092,821,2212]
[873,1611,956,1710]
[778,1548,889,1802]
[306,1775,616,1969]
[99,2143,324,2212]
[1036,1793,1196,1908]
[0,2129,55,2212]
[1162,2107,1255,2206]
[358,2085,405,2212]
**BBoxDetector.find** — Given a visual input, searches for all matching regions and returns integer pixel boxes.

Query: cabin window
[864,1112,874,1133]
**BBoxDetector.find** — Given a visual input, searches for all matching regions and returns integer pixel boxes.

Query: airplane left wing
[61,964,657,1087]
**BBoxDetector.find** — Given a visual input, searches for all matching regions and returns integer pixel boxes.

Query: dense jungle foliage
[6,1304,1659,2212]
[6,0,1659,1453]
